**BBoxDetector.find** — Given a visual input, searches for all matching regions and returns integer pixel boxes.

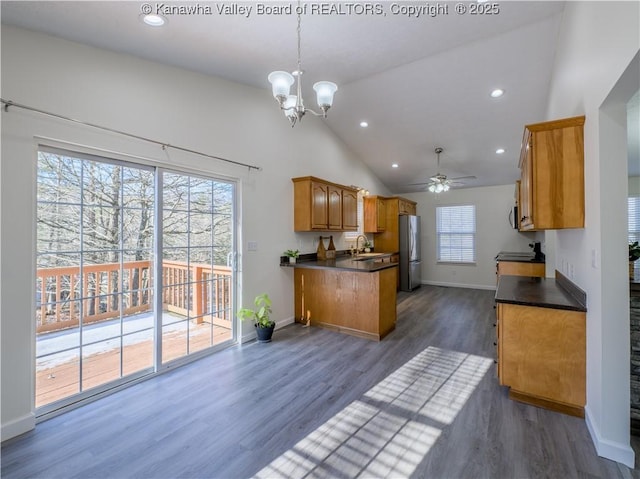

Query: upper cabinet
[292,177,358,232]
[364,196,387,232]
[342,188,359,230]
[518,115,585,231]
[398,198,416,216]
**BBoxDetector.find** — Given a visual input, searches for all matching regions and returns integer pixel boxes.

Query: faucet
[355,234,369,256]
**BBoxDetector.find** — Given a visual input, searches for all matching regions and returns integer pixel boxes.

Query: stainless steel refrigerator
[399,215,421,292]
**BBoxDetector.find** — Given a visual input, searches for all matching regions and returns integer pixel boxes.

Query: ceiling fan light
[268,71,295,100]
[443,184,450,192]
[428,184,436,193]
[313,81,338,108]
[436,184,444,193]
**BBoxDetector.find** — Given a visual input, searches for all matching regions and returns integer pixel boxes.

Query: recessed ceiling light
[490,89,504,98]
[392,163,399,168]
[496,148,505,154]
[141,14,167,27]
[360,121,368,128]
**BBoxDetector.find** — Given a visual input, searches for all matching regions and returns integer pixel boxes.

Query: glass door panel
[36,150,155,411]
[161,172,235,365]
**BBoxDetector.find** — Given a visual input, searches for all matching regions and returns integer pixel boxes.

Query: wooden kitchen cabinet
[369,196,418,253]
[496,302,586,417]
[518,115,585,230]
[364,196,387,232]
[342,188,359,230]
[292,177,358,232]
[398,198,416,216]
[496,261,545,281]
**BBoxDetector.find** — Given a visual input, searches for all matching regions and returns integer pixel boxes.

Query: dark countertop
[495,251,545,263]
[281,255,398,273]
[495,275,586,312]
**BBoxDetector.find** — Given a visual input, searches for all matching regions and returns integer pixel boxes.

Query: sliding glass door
[35,149,236,412]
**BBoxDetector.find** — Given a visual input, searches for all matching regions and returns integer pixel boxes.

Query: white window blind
[436,205,476,263]
[629,197,640,244]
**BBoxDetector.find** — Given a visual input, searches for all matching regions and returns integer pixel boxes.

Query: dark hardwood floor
[1,285,636,478]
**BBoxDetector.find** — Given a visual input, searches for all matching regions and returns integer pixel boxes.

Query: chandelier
[267,4,338,127]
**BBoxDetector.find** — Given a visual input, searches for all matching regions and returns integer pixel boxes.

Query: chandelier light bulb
[313,81,338,109]
[268,71,294,100]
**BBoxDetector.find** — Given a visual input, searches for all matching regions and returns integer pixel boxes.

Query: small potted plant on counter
[284,249,299,264]
[630,242,640,280]
[363,241,372,253]
[237,293,275,343]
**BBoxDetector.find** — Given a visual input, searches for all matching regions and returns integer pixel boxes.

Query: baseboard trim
[1,412,35,442]
[585,405,635,468]
[422,280,496,291]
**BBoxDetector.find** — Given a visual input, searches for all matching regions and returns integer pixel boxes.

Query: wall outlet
[591,249,598,269]
[248,241,258,251]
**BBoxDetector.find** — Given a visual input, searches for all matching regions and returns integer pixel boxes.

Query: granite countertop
[280,253,398,273]
[495,251,545,263]
[495,274,586,312]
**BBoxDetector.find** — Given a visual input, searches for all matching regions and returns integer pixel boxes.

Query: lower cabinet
[496,261,545,282]
[294,267,397,341]
[496,302,586,417]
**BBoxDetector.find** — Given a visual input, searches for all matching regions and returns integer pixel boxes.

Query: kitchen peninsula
[282,253,398,341]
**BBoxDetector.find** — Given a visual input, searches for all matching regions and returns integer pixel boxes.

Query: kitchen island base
[294,266,397,341]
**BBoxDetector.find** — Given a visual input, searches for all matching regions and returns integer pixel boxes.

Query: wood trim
[291,176,359,193]
[509,390,585,418]
[524,115,585,132]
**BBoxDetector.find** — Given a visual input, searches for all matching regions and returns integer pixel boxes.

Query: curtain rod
[1,98,262,172]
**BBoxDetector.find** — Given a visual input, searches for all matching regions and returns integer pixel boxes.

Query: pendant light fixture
[267,1,338,127]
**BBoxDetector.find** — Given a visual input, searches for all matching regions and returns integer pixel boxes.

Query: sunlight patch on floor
[255,346,492,478]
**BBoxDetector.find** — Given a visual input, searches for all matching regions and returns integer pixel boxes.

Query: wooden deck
[36,320,232,408]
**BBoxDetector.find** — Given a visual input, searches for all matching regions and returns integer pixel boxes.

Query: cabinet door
[376,198,386,231]
[519,136,534,230]
[328,185,343,230]
[310,182,329,229]
[342,189,358,230]
[364,196,386,233]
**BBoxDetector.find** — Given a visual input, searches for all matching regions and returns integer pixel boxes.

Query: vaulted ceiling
[1,1,568,192]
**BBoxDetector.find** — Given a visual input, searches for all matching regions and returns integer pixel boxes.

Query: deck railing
[36,260,232,333]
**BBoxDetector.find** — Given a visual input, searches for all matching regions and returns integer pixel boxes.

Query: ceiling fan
[409,147,476,192]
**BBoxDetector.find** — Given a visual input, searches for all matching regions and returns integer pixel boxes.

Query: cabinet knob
[493,342,497,346]
[493,323,496,327]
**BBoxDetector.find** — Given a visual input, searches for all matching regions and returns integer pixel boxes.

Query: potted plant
[363,241,372,253]
[284,249,299,264]
[237,293,275,342]
[630,242,640,279]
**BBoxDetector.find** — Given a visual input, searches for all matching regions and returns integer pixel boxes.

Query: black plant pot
[255,323,275,343]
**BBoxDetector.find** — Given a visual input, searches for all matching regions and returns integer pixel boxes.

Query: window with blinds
[629,197,640,244]
[436,205,476,263]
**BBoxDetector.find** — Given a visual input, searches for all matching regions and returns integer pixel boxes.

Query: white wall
[630,177,640,196]
[0,25,390,440]
[402,185,538,290]
[544,1,639,467]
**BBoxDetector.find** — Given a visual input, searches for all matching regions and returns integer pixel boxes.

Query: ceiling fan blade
[450,175,477,181]
[407,182,431,186]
